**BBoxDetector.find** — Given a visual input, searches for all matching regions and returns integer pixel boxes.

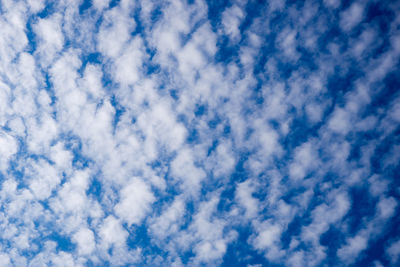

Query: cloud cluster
[0,0,399,266]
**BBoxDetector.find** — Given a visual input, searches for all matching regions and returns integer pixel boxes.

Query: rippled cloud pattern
[0,0,399,266]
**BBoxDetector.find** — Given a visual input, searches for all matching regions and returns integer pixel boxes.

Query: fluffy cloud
[0,0,398,266]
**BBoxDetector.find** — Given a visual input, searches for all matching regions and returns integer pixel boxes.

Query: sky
[0,0,399,266]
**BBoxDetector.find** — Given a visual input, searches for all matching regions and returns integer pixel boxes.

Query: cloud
[337,234,368,263]
[73,227,96,255]
[33,14,64,67]
[150,196,185,239]
[289,140,318,181]
[0,0,398,266]
[222,5,244,42]
[340,2,364,32]
[236,179,260,219]
[99,215,128,249]
[114,178,155,226]
[387,239,400,264]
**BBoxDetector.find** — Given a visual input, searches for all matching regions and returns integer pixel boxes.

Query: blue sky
[0,0,399,266]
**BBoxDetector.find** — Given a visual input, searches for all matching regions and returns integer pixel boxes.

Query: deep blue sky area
[0,0,399,266]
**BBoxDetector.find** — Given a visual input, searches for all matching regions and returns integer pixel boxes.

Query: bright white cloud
[114,178,155,226]
[0,0,398,266]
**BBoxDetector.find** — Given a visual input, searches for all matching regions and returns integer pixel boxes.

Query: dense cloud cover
[0,0,399,266]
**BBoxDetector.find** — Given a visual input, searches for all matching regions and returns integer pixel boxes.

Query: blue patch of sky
[204,0,230,31]
[321,226,348,265]
[281,215,306,247]
[48,232,76,252]
[79,0,92,15]
[357,215,400,266]
[25,17,38,54]
[217,183,236,213]
[222,227,272,267]
[149,3,163,26]
[109,0,120,9]
[282,117,317,150]
[79,52,103,73]
[186,127,200,144]
[372,71,400,108]
[229,152,251,184]
[366,2,395,34]
[347,186,377,233]
[37,1,57,19]
[110,94,126,131]
[371,134,400,174]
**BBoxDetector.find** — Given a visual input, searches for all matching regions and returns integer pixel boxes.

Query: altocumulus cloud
[0,0,399,266]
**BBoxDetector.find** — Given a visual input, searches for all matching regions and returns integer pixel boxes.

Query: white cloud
[337,235,368,263]
[277,28,299,60]
[171,148,206,195]
[97,6,135,58]
[0,131,17,172]
[387,239,400,264]
[289,141,318,180]
[114,178,155,226]
[113,37,144,86]
[206,140,235,178]
[0,253,11,267]
[49,170,92,221]
[305,102,324,123]
[299,190,350,264]
[328,108,351,134]
[27,159,61,200]
[253,222,282,249]
[222,5,244,42]
[99,215,128,249]
[323,0,341,9]
[0,2,28,68]
[376,197,397,220]
[73,227,96,255]
[34,14,64,67]
[93,0,110,11]
[27,0,45,13]
[80,64,104,100]
[0,0,397,265]
[50,252,75,267]
[236,179,259,219]
[26,113,58,154]
[50,142,73,171]
[351,28,377,58]
[251,220,284,262]
[150,197,185,239]
[340,2,364,32]
[188,195,237,264]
